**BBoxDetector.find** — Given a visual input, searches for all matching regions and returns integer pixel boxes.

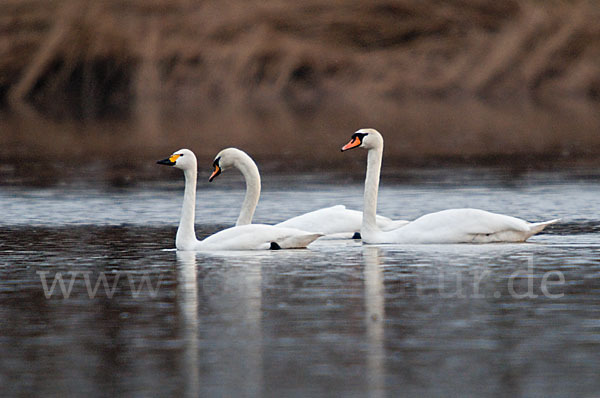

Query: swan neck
[177,167,198,249]
[235,156,261,226]
[363,146,382,232]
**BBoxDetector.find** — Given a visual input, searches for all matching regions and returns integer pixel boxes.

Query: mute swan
[208,147,408,238]
[341,129,559,244]
[157,149,322,250]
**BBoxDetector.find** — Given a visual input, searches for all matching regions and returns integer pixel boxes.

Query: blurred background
[2,3,600,396]
[1,0,599,185]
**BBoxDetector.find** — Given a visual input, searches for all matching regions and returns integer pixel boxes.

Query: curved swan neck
[363,145,383,232]
[176,166,199,249]
[234,154,261,226]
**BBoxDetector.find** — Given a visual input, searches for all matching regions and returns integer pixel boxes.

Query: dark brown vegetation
[1,0,599,167]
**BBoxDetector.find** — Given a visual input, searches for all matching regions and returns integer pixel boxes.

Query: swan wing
[200,224,323,250]
[276,205,402,236]
[385,208,540,243]
[276,205,362,235]
[418,208,529,233]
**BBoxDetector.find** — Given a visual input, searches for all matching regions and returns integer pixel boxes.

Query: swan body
[362,208,557,244]
[276,205,408,235]
[341,129,559,244]
[195,224,322,250]
[158,149,322,251]
[209,148,408,237]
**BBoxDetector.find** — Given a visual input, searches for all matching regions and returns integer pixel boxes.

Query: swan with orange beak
[341,128,559,243]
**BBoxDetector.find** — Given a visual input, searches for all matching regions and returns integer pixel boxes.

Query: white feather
[343,129,558,244]
[211,148,408,238]
[160,149,322,251]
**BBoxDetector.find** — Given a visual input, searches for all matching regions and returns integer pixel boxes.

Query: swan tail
[528,218,560,236]
[277,233,324,249]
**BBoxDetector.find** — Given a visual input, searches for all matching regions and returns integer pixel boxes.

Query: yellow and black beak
[209,163,221,182]
[157,154,181,166]
[341,136,362,152]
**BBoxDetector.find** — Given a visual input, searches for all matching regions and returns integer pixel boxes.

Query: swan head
[157,149,197,170]
[341,128,383,151]
[209,148,250,182]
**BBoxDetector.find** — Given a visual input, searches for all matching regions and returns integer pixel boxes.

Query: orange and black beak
[157,154,180,166]
[341,136,362,152]
[209,158,221,182]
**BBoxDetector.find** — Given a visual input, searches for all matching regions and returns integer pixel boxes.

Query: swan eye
[352,132,368,142]
[341,132,368,151]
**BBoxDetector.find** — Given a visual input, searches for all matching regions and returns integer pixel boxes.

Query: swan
[208,147,409,238]
[341,129,559,244]
[157,149,322,250]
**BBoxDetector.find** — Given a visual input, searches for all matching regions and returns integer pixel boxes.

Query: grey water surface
[1,170,600,397]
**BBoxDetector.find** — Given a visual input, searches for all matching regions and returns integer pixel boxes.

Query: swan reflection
[178,251,264,396]
[176,251,200,398]
[363,246,386,398]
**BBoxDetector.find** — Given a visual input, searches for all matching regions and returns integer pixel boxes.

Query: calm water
[1,170,600,397]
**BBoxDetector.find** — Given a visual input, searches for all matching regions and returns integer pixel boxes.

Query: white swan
[341,129,559,243]
[208,147,408,238]
[157,149,322,250]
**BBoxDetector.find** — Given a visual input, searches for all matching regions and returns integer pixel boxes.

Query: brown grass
[1,0,599,165]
